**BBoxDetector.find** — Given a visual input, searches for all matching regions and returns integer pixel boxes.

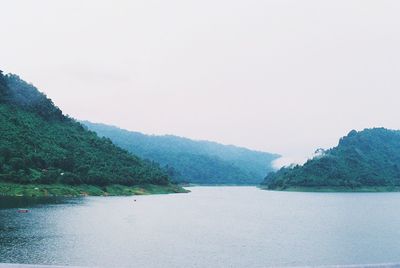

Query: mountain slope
[263,128,400,191]
[0,71,173,188]
[82,121,280,184]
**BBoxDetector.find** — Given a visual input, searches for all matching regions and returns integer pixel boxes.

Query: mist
[1,0,400,163]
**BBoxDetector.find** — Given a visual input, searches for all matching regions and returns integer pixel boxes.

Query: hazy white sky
[1,0,400,164]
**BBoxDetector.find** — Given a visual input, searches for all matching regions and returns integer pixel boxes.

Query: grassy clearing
[0,182,189,197]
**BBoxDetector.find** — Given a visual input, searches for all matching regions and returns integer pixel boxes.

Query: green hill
[262,128,400,191]
[0,71,185,196]
[82,121,280,185]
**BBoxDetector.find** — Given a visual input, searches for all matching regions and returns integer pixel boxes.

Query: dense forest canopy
[0,71,171,186]
[263,128,400,190]
[83,122,280,184]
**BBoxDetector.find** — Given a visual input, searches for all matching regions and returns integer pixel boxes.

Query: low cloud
[272,149,327,170]
[272,156,306,170]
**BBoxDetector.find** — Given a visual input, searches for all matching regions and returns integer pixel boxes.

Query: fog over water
[1,0,400,164]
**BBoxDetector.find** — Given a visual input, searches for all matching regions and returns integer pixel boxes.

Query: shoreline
[179,183,259,187]
[259,185,400,193]
[0,182,189,197]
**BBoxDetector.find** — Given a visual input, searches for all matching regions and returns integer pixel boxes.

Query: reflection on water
[1,187,400,267]
[0,196,77,209]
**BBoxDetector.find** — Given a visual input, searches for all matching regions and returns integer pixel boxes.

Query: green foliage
[82,121,280,184]
[0,71,171,187]
[2,74,64,120]
[0,70,9,101]
[263,128,400,190]
[0,182,189,197]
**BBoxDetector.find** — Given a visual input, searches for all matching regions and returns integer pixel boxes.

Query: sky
[1,0,400,166]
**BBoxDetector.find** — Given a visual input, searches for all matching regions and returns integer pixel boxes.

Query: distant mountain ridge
[263,128,400,191]
[82,121,280,185]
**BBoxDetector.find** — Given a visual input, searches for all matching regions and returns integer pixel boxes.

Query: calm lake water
[1,186,400,267]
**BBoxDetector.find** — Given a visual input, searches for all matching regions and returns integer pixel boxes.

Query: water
[1,187,400,267]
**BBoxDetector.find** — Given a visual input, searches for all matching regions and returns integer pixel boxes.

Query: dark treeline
[0,71,170,186]
[263,128,400,190]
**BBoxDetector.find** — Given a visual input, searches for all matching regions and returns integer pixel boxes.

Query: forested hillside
[0,71,172,188]
[82,122,280,184]
[263,128,400,191]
